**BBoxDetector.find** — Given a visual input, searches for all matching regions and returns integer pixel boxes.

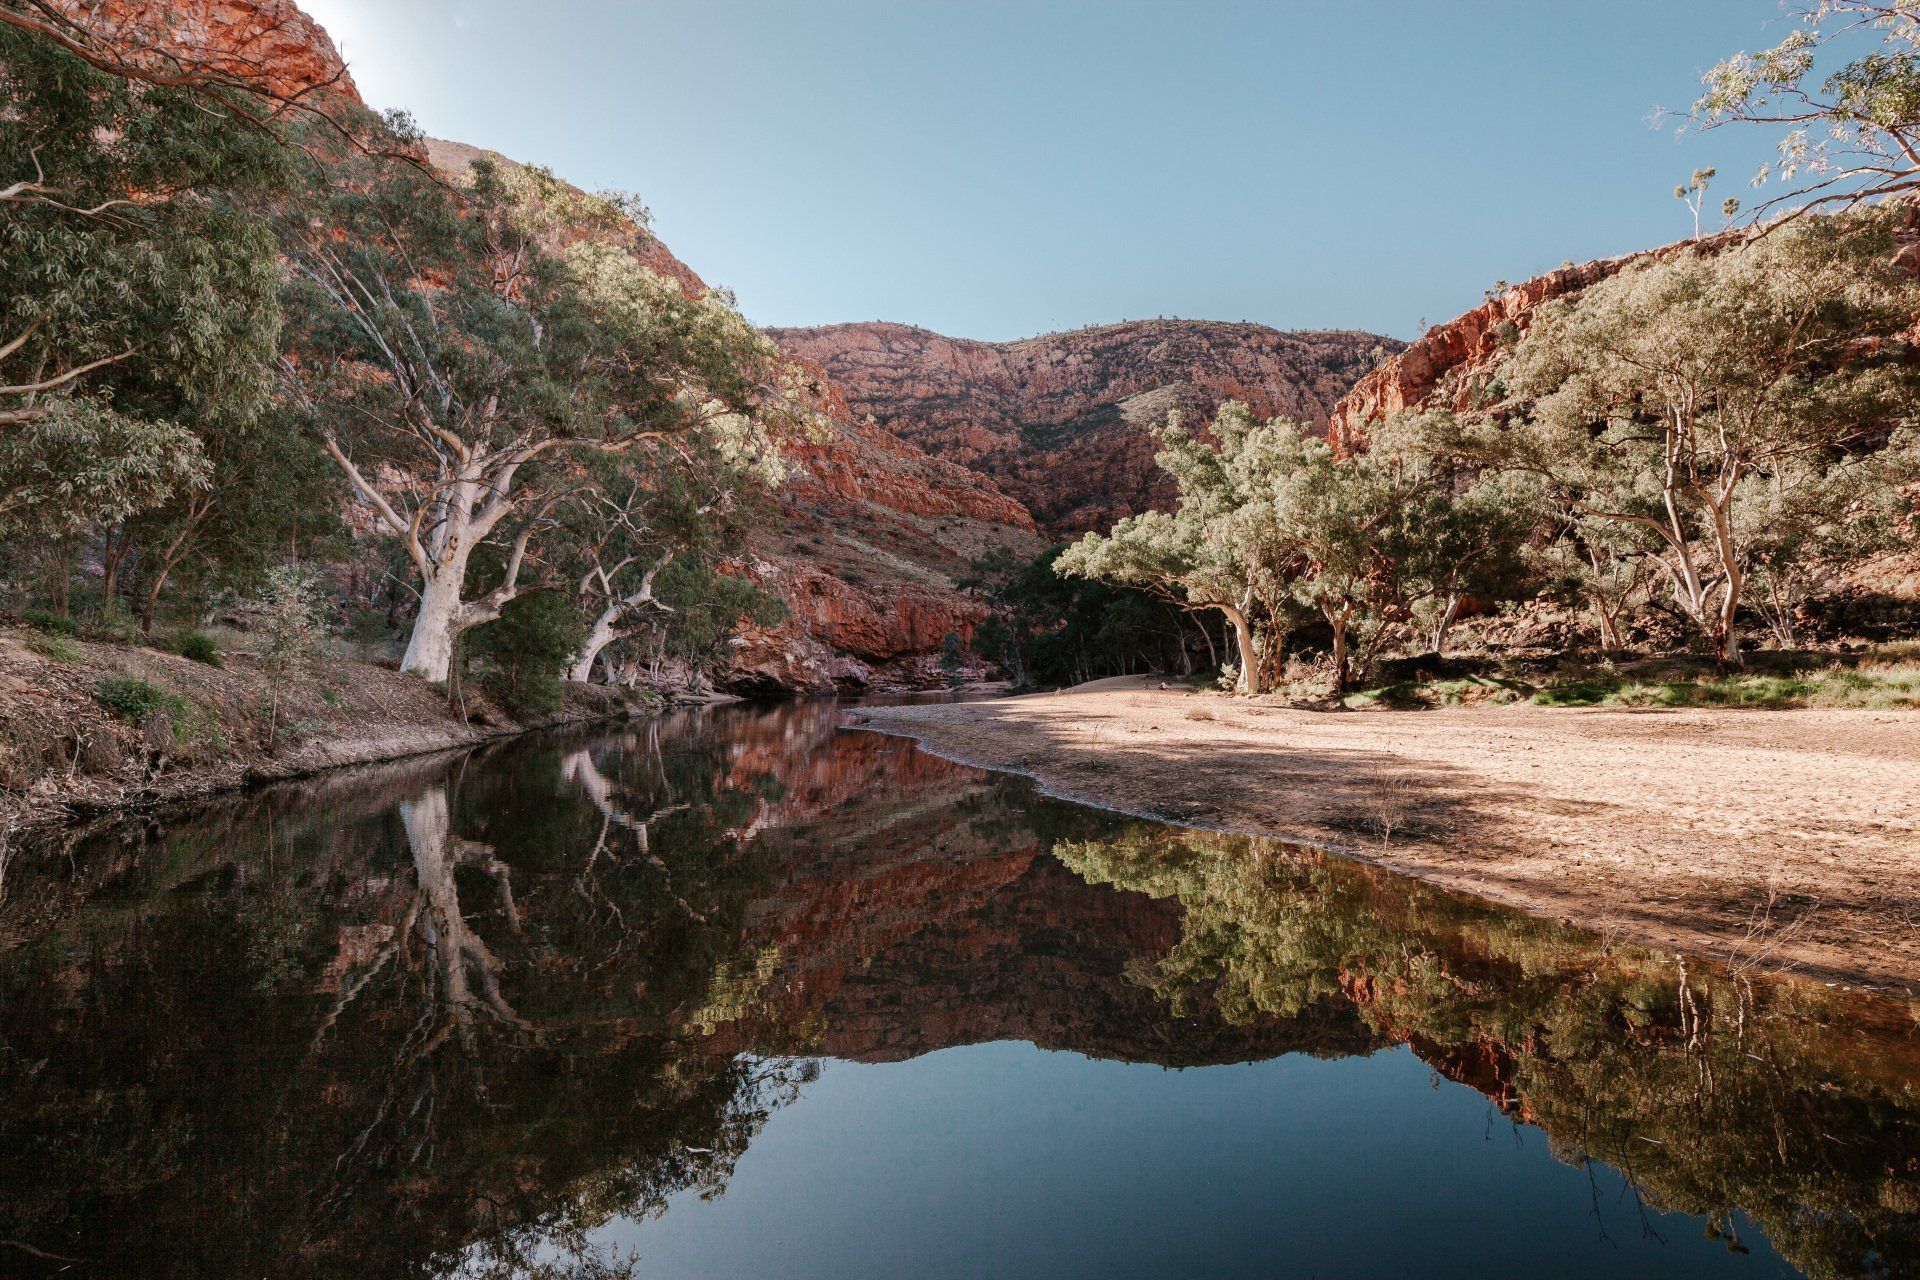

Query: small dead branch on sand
[1332,765,1423,847]
[1726,884,1819,980]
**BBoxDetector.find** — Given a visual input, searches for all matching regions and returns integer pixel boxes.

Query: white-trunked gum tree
[275,116,799,682]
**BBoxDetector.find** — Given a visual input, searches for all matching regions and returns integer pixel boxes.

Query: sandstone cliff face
[1324,237,1743,450]
[405,150,1043,696]
[48,0,357,100]
[724,358,1041,695]
[771,320,1402,533]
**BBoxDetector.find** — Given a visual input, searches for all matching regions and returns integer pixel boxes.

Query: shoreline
[0,626,730,839]
[855,682,1920,994]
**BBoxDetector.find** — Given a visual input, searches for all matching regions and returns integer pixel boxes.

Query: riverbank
[855,680,1920,992]
[0,626,694,836]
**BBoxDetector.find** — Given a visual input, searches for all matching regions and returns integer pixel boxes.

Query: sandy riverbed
[856,680,1920,992]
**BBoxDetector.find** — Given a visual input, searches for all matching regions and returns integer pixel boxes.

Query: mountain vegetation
[1060,210,1920,696]
[0,1,804,707]
[4,0,1920,723]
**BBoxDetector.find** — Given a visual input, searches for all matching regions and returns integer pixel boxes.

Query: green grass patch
[1528,663,1920,710]
[94,676,188,727]
[26,632,82,664]
[172,630,223,667]
[1529,682,1616,707]
[22,609,78,636]
[1347,675,1529,710]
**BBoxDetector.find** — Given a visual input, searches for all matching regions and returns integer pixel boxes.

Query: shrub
[255,567,325,674]
[469,592,587,714]
[94,676,186,727]
[252,567,326,750]
[22,609,77,635]
[83,601,140,645]
[345,610,389,660]
[173,631,223,668]
[27,633,81,664]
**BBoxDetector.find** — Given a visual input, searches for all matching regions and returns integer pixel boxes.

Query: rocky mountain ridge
[772,320,1402,533]
[1326,231,1747,450]
[50,0,1397,692]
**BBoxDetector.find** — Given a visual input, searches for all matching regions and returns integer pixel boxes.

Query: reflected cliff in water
[0,703,1914,1279]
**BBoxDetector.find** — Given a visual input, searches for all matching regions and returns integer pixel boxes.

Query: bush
[94,676,186,727]
[469,592,586,714]
[22,609,77,635]
[173,631,223,667]
[27,632,81,664]
[82,601,140,645]
[255,567,325,674]
[345,610,389,660]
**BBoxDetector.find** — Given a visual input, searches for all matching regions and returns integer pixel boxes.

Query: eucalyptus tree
[1445,213,1920,667]
[1738,451,1915,647]
[0,3,288,558]
[562,432,775,683]
[1693,0,1920,217]
[1057,407,1290,693]
[276,123,795,680]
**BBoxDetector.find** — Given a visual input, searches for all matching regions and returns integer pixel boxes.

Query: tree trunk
[1717,583,1744,670]
[1431,594,1462,658]
[1327,604,1352,692]
[141,565,171,634]
[1193,612,1218,669]
[570,607,622,682]
[1593,597,1623,653]
[100,525,129,606]
[1224,606,1262,695]
[402,566,466,682]
[51,541,72,617]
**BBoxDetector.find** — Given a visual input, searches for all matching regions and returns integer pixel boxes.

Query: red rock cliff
[771,320,1401,533]
[1326,231,1756,449]
[47,0,358,101]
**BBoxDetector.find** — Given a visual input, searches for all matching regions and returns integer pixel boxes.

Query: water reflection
[0,702,1913,1279]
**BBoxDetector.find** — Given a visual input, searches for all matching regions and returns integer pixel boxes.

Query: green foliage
[1426,211,1920,665]
[1062,405,1548,692]
[1693,1,1920,216]
[470,592,589,713]
[82,598,140,645]
[173,631,223,668]
[93,676,186,727]
[655,561,786,671]
[1529,663,1920,710]
[965,546,1191,688]
[26,632,80,665]
[0,16,288,534]
[21,609,76,636]
[0,399,210,535]
[345,610,390,661]
[254,567,325,677]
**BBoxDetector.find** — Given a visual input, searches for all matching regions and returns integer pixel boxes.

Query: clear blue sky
[302,0,1796,342]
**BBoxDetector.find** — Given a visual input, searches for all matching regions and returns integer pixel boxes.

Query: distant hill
[770,320,1402,533]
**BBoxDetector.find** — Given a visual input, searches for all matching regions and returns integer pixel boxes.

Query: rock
[46,0,359,102]
[1325,211,1920,447]
[770,320,1401,533]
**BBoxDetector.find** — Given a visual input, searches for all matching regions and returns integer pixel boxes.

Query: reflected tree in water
[1058,826,1920,1280]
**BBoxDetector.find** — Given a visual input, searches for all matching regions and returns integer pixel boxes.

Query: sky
[299,0,1801,343]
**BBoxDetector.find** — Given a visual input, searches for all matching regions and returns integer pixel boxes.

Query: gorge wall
[69,0,1400,693]
[771,321,1402,534]
[1325,232,1745,450]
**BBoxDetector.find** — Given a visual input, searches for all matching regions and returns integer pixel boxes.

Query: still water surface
[1,702,1915,1278]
